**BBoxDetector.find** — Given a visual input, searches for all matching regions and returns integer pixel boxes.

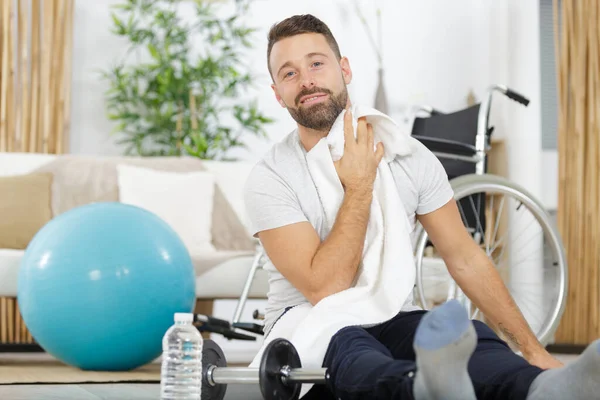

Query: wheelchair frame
[225,84,565,345]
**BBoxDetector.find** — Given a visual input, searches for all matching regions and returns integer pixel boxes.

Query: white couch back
[0,153,256,234]
[199,160,256,233]
[0,153,58,177]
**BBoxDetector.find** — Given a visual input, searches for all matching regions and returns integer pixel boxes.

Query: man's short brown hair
[267,14,342,78]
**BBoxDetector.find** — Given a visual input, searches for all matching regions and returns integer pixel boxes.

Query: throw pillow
[116,164,216,254]
[0,172,53,250]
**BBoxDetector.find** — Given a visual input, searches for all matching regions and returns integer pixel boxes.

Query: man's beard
[286,86,348,131]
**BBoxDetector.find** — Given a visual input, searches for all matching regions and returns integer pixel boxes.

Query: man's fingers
[367,123,374,150]
[356,117,368,145]
[375,142,385,164]
[343,109,355,146]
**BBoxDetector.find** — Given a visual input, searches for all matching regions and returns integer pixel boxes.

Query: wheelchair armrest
[411,135,478,156]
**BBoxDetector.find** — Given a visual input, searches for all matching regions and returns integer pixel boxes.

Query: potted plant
[102,0,272,160]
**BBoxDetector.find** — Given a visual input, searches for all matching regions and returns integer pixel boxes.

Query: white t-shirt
[243,129,454,335]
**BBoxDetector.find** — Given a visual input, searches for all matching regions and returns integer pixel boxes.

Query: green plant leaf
[102,0,272,160]
[148,43,160,60]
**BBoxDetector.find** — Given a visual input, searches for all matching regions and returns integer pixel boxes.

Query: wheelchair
[208,84,567,350]
[409,84,567,348]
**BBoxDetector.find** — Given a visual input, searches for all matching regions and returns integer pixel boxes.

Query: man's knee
[327,326,371,355]
[324,325,389,367]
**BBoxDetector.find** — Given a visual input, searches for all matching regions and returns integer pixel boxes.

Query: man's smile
[300,93,329,105]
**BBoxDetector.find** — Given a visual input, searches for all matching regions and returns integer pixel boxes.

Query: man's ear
[339,57,353,85]
[271,84,286,108]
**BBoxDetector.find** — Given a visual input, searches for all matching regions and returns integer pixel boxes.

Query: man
[243,14,599,400]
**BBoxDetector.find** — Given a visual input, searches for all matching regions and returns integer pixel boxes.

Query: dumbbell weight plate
[202,339,228,400]
[259,338,302,400]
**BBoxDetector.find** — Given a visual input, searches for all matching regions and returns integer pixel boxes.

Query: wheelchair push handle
[503,87,530,106]
[489,84,529,107]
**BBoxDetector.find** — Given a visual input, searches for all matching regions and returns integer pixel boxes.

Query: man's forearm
[309,187,372,300]
[449,245,545,357]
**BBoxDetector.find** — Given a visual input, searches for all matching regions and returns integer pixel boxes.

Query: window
[540,0,559,150]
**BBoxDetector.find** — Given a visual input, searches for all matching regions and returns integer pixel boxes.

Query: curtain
[0,0,74,155]
[553,0,600,345]
[0,0,74,348]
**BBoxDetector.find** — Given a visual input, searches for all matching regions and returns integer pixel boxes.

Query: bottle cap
[174,313,193,323]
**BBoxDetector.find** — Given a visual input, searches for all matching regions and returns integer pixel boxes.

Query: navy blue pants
[302,310,544,400]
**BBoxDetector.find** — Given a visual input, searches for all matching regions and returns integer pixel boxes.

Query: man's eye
[285,71,295,78]
[313,62,323,67]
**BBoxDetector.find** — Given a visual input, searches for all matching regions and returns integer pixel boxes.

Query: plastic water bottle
[160,313,203,400]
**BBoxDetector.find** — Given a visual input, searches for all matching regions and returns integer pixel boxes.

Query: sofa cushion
[0,173,53,250]
[202,160,256,234]
[195,254,269,299]
[0,248,266,299]
[0,249,24,296]
[0,153,56,177]
[191,250,255,277]
[117,164,216,253]
[33,155,254,252]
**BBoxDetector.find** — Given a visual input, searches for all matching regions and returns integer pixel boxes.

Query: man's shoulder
[244,130,302,190]
[262,129,301,162]
[389,136,431,176]
[250,130,302,172]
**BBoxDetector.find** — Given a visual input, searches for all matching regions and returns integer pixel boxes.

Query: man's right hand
[334,109,385,194]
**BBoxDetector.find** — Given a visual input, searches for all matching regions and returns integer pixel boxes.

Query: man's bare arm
[418,199,561,367]
[258,187,372,305]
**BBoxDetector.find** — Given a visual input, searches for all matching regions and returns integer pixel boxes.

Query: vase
[374,67,389,114]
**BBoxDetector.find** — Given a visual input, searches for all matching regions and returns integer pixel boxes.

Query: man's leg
[368,306,543,400]
[466,320,544,400]
[318,300,478,400]
[320,324,417,400]
[367,309,428,360]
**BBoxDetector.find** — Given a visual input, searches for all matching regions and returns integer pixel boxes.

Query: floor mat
[0,358,160,385]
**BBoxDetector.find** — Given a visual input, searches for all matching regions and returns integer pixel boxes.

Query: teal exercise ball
[17,202,196,371]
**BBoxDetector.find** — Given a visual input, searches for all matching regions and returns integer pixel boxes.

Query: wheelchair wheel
[414,173,567,347]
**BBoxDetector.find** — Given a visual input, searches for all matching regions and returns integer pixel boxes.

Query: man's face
[269,33,352,131]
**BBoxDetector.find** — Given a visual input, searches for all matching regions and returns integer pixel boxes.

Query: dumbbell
[202,338,328,400]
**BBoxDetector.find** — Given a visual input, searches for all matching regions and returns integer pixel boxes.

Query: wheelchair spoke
[496,254,549,273]
[507,281,547,286]
[494,253,543,272]
[490,211,537,261]
[510,233,545,260]
[506,246,546,271]
[493,244,552,273]
[457,201,469,227]
[493,231,546,264]
[468,195,486,244]
[516,302,545,329]
[476,193,484,250]
[490,195,505,256]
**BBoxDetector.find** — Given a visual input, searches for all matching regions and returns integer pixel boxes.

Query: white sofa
[0,152,269,305]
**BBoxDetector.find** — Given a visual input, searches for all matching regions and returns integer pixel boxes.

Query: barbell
[201,338,328,400]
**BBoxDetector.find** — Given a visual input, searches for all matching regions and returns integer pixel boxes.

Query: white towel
[250,104,420,397]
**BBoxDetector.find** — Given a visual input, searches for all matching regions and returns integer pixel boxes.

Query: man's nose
[300,71,316,88]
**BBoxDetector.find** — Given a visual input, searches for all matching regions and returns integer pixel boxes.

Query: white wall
[69,0,555,207]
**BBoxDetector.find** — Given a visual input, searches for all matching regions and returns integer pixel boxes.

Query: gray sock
[527,338,600,400]
[412,300,477,400]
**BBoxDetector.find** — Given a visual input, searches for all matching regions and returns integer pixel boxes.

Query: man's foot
[527,338,600,399]
[412,300,477,400]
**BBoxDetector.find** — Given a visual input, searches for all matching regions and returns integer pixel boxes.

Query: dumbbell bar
[202,338,328,400]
